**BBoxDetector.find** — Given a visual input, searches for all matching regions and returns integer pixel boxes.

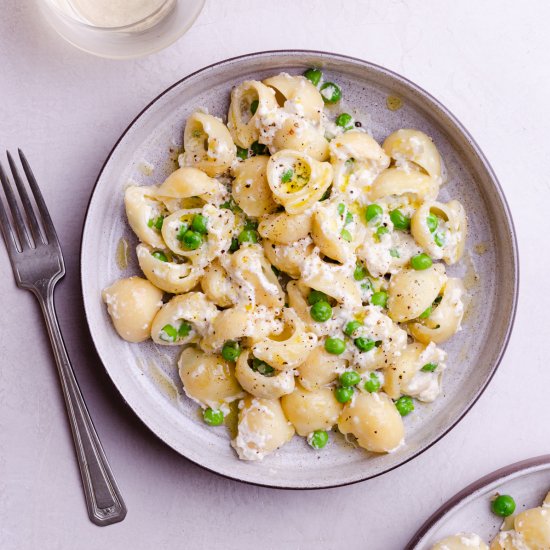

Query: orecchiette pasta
[231,396,294,461]
[104,68,471,463]
[102,277,163,343]
[182,112,236,176]
[178,347,244,409]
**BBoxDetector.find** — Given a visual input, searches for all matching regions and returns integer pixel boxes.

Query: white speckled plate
[406,455,550,549]
[80,51,518,489]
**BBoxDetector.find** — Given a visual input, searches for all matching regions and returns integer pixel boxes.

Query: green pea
[344,320,362,337]
[365,204,383,222]
[365,372,381,393]
[434,232,445,247]
[182,230,203,250]
[221,340,241,362]
[419,306,432,319]
[178,322,192,338]
[335,386,354,403]
[325,337,346,355]
[251,141,268,156]
[308,429,329,449]
[147,215,164,231]
[191,214,208,234]
[310,301,332,323]
[244,218,259,230]
[421,362,438,372]
[376,225,389,239]
[238,229,258,244]
[307,290,329,305]
[337,203,346,215]
[251,357,275,377]
[229,237,239,253]
[426,213,438,233]
[250,99,259,115]
[152,250,168,262]
[236,146,248,160]
[320,82,342,104]
[160,324,178,341]
[303,68,322,86]
[340,371,361,387]
[390,209,410,231]
[354,337,376,352]
[176,223,189,241]
[411,253,433,270]
[491,495,516,517]
[203,407,224,426]
[395,396,414,416]
[371,291,388,308]
[353,264,367,281]
[341,229,352,242]
[281,169,294,183]
[335,113,353,129]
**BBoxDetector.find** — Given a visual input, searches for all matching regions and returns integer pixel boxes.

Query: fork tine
[18,149,59,247]
[0,159,31,250]
[0,191,19,256]
[7,151,45,246]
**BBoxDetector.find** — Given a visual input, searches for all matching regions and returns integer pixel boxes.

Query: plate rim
[405,454,550,549]
[79,49,520,490]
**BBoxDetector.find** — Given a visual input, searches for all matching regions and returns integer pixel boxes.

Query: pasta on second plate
[103,68,469,462]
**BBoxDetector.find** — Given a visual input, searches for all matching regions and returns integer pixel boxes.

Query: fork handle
[35,280,127,526]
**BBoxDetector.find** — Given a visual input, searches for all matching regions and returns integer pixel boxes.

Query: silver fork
[0,150,127,526]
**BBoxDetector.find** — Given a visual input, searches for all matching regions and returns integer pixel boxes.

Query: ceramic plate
[406,455,550,548]
[80,50,518,489]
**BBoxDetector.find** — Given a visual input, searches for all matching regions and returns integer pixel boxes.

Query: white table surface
[1,1,549,549]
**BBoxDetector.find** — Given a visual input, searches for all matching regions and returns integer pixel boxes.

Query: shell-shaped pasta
[263,237,314,278]
[251,309,317,371]
[369,168,439,202]
[270,116,329,161]
[229,244,285,308]
[409,278,465,344]
[383,129,442,180]
[433,534,489,550]
[227,80,278,148]
[513,506,550,549]
[178,347,244,409]
[266,150,333,214]
[231,396,294,461]
[258,211,312,244]
[161,204,234,266]
[124,185,166,248]
[387,264,447,322]
[281,385,343,436]
[311,201,364,263]
[156,167,225,202]
[338,392,404,453]
[200,259,238,307]
[296,345,343,390]
[411,200,467,264]
[151,292,218,346]
[200,305,280,353]
[235,350,295,399]
[102,277,163,343]
[330,131,390,173]
[136,243,203,294]
[231,156,278,216]
[383,342,446,402]
[263,73,324,123]
[301,253,362,309]
[182,112,236,176]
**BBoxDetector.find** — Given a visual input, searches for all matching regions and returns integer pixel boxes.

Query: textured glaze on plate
[407,455,550,549]
[81,51,518,489]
